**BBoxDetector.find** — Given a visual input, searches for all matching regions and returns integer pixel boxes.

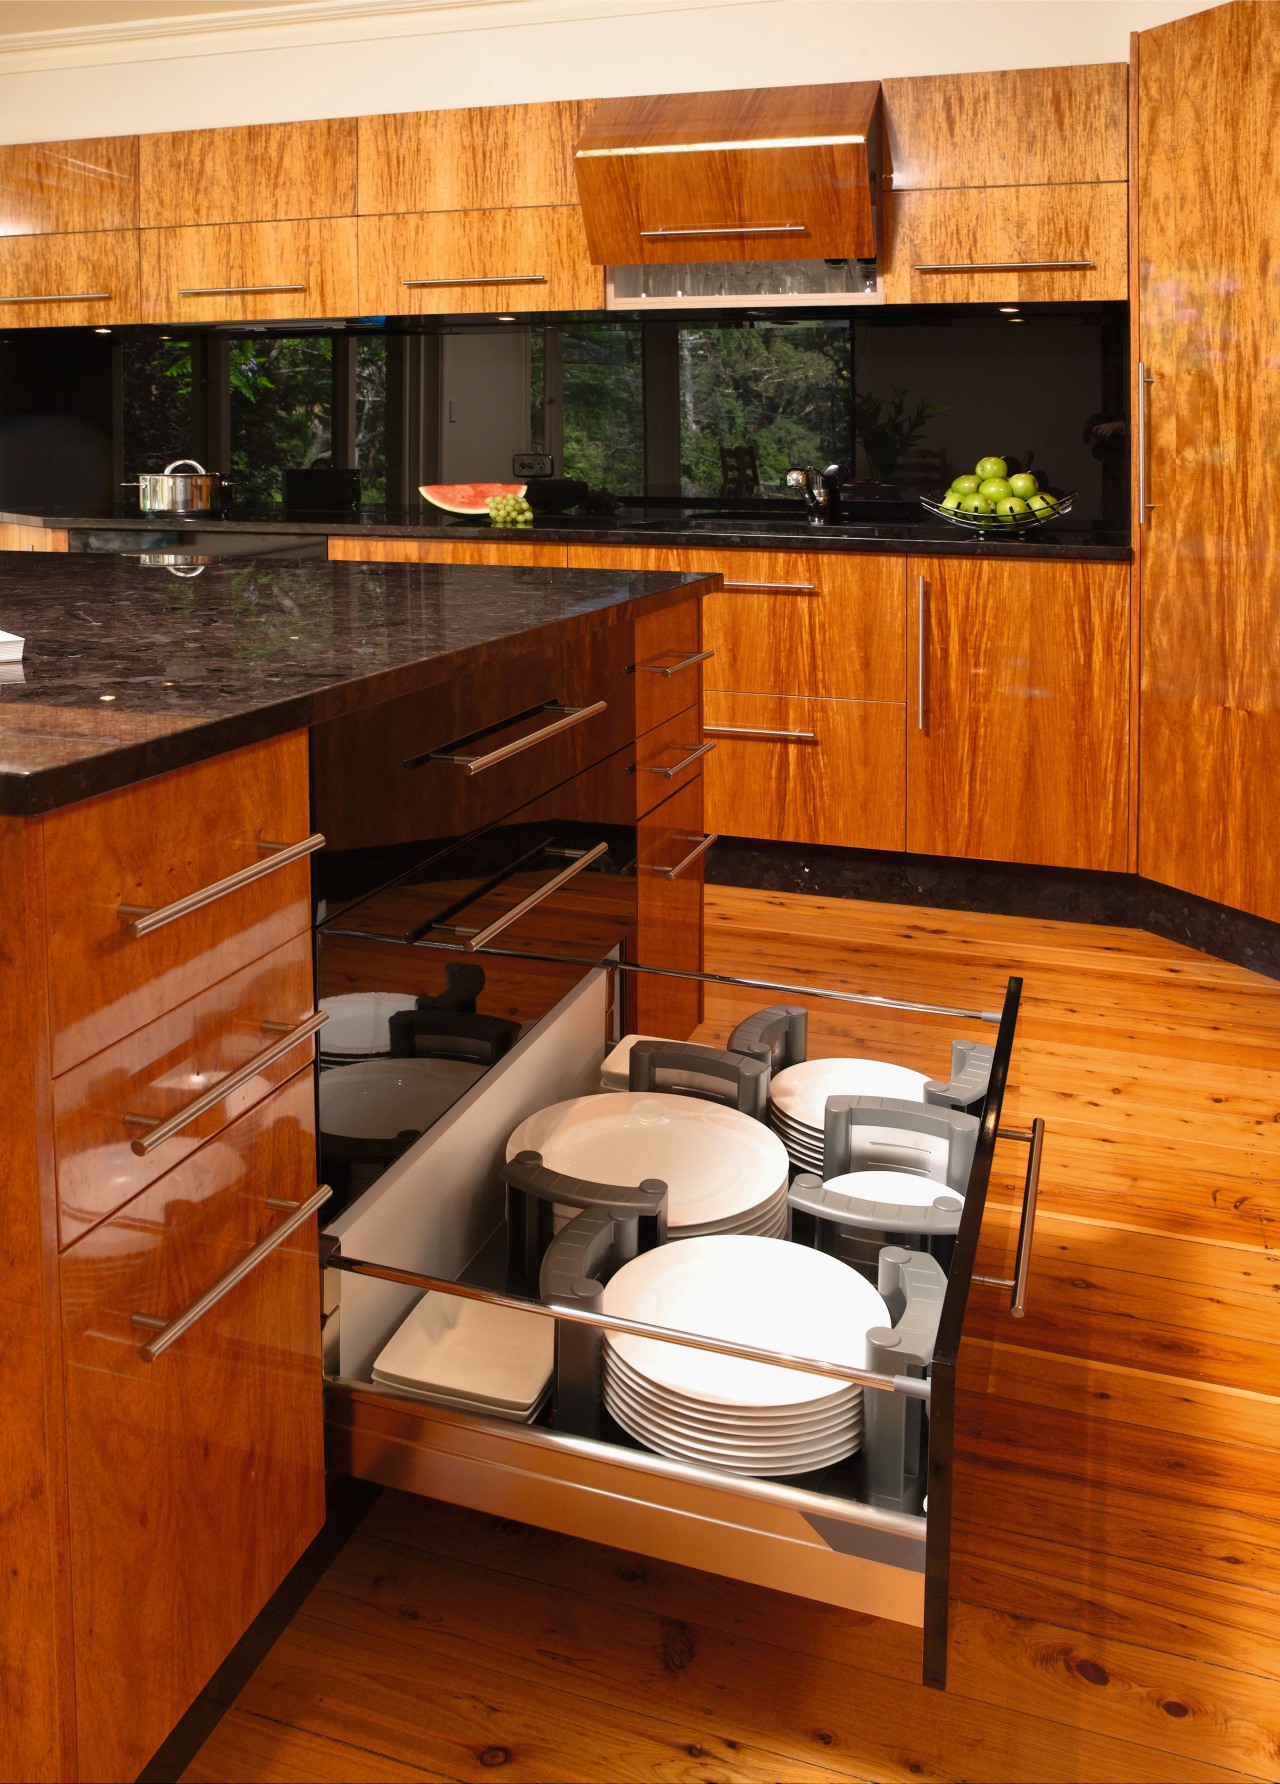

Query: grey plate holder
[924,1039,994,1113]
[537,1206,642,1440]
[502,1148,668,1299]
[727,1004,809,1071]
[627,1038,769,1121]
[822,1095,979,1190]
[863,1247,946,1513]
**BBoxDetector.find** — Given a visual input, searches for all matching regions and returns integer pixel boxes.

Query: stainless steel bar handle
[123,1011,328,1156]
[177,283,307,296]
[913,259,1092,273]
[659,831,719,880]
[427,701,606,776]
[1137,362,1157,524]
[117,833,325,937]
[441,840,609,952]
[638,739,715,778]
[722,580,818,594]
[0,290,111,304]
[916,575,926,731]
[403,275,546,288]
[640,224,807,238]
[635,648,714,677]
[973,1117,1045,1317]
[132,1185,332,1362]
[704,725,817,743]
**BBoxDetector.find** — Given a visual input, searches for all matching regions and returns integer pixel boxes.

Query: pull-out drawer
[635,771,707,1039]
[632,592,707,734]
[62,1071,325,1784]
[42,731,314,1075]
[54,935,316,1245]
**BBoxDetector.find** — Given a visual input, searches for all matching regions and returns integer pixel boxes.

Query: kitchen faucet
[786,464,843,524]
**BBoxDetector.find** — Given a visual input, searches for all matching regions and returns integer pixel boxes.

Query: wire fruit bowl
[919,490,1076,536]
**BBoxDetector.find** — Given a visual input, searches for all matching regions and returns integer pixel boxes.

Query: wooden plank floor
[185,888,1280,1784]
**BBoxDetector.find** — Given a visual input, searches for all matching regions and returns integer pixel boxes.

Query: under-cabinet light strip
[577,133,864,158]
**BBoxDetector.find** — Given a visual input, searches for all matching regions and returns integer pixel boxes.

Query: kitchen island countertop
[0,553,712,816]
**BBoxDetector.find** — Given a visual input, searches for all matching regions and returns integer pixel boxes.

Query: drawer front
[42,732,312,1076]
[328,536,568,567]
[631,701,706,817]
[61,1071,325,1784]
[54,935,316,1246]
[0,229,139,326]
[705,692,905,851]
[138,119,356,228]
[881,182,1128,304]
[632,591,706,735]
[139,217,358,323]
[636,772,707,1040]
[358,206,602,315]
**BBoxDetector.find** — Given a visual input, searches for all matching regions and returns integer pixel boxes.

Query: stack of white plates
[507,1092,790,1239]
[601,1236,888,1477]
[769,1057,929,1172]
[319,1056,486,1143]
[319,991,419,1065]
[599,1034,666,1091]
[371,1291,553,1422]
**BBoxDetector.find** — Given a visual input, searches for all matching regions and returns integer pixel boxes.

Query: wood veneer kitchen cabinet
[138,118,356,227]
[0,523,68,550]
[359,100,595,215]
[139,217,358,324]
[0,135,138,235]
[328,535,568,567]
[636,771,705,1038]
[881,65,1128,190]
[62,1071,324,1784]
[0,228,139,326]
[907,556,1130,870]
[1135,2,1280,922]
[358,205,601,315]
[881,181,1127,304]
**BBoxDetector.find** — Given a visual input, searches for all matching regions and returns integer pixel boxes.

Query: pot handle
[162,458,207,475]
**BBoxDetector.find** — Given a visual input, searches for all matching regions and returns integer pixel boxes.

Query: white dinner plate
[604,1392,862,1477]
[769,1058,929,1128]
[320,1057,484,1140]
[371,1291,554,1407]
[604,1355,861,1435]
[507,1092,788,1230]
[601,1235,888,1409]
[319,991,419,1058]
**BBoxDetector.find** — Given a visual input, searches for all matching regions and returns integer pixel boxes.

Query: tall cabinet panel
[1135,4,1280,920]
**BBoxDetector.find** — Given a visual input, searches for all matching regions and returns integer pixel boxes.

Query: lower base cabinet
[635,771,707,1038]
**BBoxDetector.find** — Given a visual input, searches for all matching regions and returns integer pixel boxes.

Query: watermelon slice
[419,482,527,514]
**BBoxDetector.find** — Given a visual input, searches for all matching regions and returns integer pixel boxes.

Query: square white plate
[371,1291,554,1407]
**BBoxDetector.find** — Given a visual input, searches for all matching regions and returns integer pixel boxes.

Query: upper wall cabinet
[139,219,358,323]
[137,119,356,227]
[358,206,601,315]
[0,230,139,326]
[573,83,881,265]
[0,136,139,235]
[358,100,596,214]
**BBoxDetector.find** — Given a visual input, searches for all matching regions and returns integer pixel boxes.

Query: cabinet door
[139,217,358,323]
[907,556,1130,870]
[328,536,567,567]
[138,118,356,226]
[358,206,602,315]
[882,181,1127,304]
[61,1072,325,1784]
[0,229,138,326]
[882,65,1128,190]
[358,100,595,215]
[1137,2,1280,921]
[636,773,706,1039]
[0,136,138,235]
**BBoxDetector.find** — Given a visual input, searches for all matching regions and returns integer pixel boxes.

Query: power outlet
[513,453,554,478]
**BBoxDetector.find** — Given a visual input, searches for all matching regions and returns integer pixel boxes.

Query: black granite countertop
[7,506,1132,563]
[0,554,710,815]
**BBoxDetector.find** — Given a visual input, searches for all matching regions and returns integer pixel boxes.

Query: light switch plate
[513,453,554,478]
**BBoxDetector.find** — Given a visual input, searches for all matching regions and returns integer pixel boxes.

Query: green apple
[1027,491,1059,513]
[978,477,1013,503]
[950,474,981,496]
[940,490,963,511]
[1009,472,1039,499]
[958,492,993,516]
[975,456,1008,480]
[995,496,1031,522]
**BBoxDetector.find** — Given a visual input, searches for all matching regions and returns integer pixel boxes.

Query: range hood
[574,82,883,308]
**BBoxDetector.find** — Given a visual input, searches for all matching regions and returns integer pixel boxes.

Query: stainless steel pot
[124,459,229,516]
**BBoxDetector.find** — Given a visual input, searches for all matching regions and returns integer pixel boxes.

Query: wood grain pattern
[63,1069,325,1784]
[40,731,312,1076]
[632,587,704,736]
[358,100,596,215]
[574,83,879,265]
[138,119,356,227]
[139,218,358,324]
[0,227,139,325]
[636,771,704,1039]
[327,535,567,567]
[0,522,68,551]
[881,181,1127,303]
[907,555,1130,869]
[565,544,904,702]
[1136,2,1280,922]
[705,690,905,850]
[359,206,601,315]
[53,936,315,1246]
[882,65,1128,190]
[0,135,138,235]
